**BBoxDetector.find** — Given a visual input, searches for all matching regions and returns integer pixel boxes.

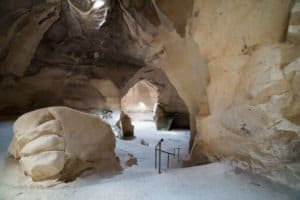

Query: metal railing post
[173,148,176,158]
[155,148,157,168]
[155,139,179,174]
[158,141,162,174]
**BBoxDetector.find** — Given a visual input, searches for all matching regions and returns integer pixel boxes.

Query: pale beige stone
[16,120,63,150]
[90,79,120,111]
[238,45,289,105]
[283,58,300,124]
[49,107,117,161]
[20,151,65,181]
[20,135,65,157]
[191,0,293,60]
[8,107,120,182]
[221,105,272,137]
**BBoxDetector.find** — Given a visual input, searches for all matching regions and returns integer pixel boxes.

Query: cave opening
[118,78,191,170]
[121,80,158,121]
[123,79,189,130]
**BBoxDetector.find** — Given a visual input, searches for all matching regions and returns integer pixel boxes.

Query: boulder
[118,111,134,138]
[8,106,121,182]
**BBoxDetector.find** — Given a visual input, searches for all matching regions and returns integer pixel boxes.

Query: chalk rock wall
[193,45,300,187]
[8,107,120,181]
[0,66,136,114]
[0,0,186,116]
[187,0,300,188]
[0,0,61,77]
[0,0,142,114]
[121,66,188,113]
[1,0,300,189]
[125,0,300,188]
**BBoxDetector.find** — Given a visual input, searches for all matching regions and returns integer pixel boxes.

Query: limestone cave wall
[118,0,300,188]
[0,0,300,189]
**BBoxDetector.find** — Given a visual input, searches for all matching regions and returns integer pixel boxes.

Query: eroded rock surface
[8,106,120,181]
[125,0,300,189]
[1,0,300,190]
[0,0,61,77]
[187,0,300,189]
[118,111,134,138]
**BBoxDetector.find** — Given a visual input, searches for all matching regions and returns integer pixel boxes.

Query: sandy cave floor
[0,114,299,200]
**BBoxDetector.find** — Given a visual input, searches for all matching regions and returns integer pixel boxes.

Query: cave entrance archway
[120,66,191,132]
[119,66,191,170]
[121,78,191,131]
[121,80,158,121]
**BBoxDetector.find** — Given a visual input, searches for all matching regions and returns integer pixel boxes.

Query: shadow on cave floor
[0,119,14,153]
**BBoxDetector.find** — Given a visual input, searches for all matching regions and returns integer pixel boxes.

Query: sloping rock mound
[8,106,121,182]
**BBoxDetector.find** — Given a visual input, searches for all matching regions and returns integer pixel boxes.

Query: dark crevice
[38,8,57,25]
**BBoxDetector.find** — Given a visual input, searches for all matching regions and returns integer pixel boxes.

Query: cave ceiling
[0,0,164,77]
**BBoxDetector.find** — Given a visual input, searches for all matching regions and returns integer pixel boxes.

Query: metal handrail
[155,138,164,174]
[155,138,180,174]
[160,150,175,155]
[173,147,180,161]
